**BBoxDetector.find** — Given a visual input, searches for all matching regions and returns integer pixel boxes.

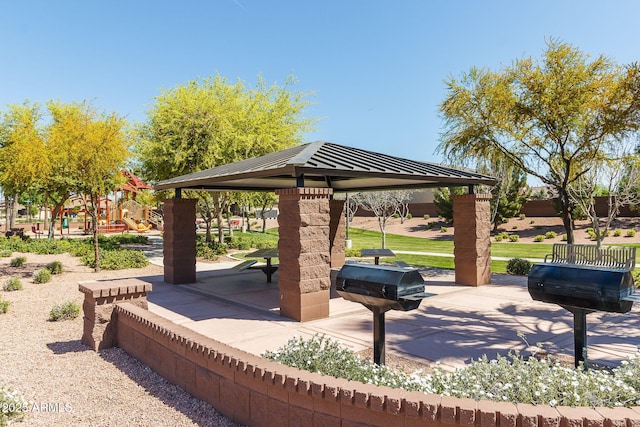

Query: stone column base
[280,289,330,322]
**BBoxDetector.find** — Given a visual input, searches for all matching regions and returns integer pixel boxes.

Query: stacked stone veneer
[276,188,332,321]
[453,194,492,286]
[110,301,640,426]
[79,278,151,350]
[163,198,196,284]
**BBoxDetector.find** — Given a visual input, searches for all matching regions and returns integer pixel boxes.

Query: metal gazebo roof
[154,141,497,192]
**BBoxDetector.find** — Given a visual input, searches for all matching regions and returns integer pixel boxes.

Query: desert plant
[627,229,637,237]
[512,225,518,230]
[423,214,430,220]
[0,298,9,314]
[9,257,26,267]
[33,268,51,284]
[3,277,22,291]
[45,261,63,274]
[0,250,11,258]
[440,227,448,233]
[508,234,519,242]
[519,214,526,220]
[588,230,598,240]
[545,231,557,239]
[533,235,545,242]
[506,258,531,275]
[495,235,504,242]
[0,386,26,425]
[49,300,80,321]
[614,228,622,237]
[530,220,535,224]
[561,234,568,241]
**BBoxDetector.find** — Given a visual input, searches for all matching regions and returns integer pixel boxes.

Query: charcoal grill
[528,262,640,367]
[336,263,434,364]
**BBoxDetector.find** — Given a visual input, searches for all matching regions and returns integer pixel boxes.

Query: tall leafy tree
[0,101,47,229]
[50,101,130,271]
[433,186,466,224]
[136,74,315,242]
[438,39,640,243]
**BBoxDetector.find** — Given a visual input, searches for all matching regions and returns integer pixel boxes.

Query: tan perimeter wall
[114,302,640,427]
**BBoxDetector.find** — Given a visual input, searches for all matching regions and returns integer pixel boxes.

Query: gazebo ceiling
[154,141,497,192]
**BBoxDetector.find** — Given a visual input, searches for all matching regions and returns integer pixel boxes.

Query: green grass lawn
[230,226,640,273]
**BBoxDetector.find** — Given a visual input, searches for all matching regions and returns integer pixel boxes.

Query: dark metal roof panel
[155,141,497,191]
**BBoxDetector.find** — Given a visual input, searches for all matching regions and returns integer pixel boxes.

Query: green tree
[56,101,130,271]
[433,186,466,225]
[136,74,315,243]
[0,101,47,229]
[438,39,640,243]
[484,163,530,230]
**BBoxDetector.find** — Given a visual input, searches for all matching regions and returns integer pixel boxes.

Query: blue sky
[1,1,639,164]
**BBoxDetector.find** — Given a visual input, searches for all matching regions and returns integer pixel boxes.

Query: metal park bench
[544,243,636,271]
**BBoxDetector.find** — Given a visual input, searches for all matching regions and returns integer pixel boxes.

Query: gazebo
[155,141,497,321]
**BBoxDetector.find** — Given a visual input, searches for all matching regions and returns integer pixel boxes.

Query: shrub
[588,230,597,240]
[627,229,637,237]
[0,250,11,258]
[441,227,448,233]
[0,298,9,314]
[0,386,26,425]
[392,213,400,218]
[545,231,557,239]
[9,257,26,267]
[508,234,519,242]
[519,214,526,220]
[45,261,63,274]
[495,235,504,242]
[423,214,430,220]
[586,227,594,234]
[512,225,518,230]
[530,220,535,224]
[33,268,51,284]
[506,258,531,275]
[265,335,640,407]
[533,235,545,242]
[345,248,361,258]
[406,213,412,219]
[561,234,568,241]
[3,277,22,291]
[49,300,80,321]
[614,228,622,237]
[81,249,149,270]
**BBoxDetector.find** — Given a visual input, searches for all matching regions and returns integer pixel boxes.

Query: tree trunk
[217,210,225,244]
[559,190,574,244]
[89,194,101,272]
[9,193,17,230]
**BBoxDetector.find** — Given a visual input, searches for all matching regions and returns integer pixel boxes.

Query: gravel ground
[0,252,241,427]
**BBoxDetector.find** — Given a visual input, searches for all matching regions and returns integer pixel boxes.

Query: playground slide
[122,217,152,233]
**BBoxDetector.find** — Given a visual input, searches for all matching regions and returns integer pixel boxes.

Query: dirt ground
[347,215,640,244]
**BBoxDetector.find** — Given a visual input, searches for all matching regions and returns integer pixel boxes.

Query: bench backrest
[544,243,636,270]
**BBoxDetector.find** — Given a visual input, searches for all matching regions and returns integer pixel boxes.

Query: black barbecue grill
[336,263,434,364]
[528,244,640,367]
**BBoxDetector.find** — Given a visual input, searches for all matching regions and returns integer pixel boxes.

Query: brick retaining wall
[113,301,640,427]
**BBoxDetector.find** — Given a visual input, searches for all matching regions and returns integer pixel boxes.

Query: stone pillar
[453,194,492,286]
[276,188,332,322]
[163,198,196,284]
[329,199,346,268]
[79,278,152,351]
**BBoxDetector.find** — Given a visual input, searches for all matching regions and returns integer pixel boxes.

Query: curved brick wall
[114,302,640,427]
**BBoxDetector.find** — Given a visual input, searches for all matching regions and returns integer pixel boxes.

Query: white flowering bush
[263,335,640,408]
[0,386,26,426]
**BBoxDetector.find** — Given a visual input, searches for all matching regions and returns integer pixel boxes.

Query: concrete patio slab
[143,259,640,370]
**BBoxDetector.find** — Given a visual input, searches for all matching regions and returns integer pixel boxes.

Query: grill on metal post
[336,263,434,365]
[528,244,640,368]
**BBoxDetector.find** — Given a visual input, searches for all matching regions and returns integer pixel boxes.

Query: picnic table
[245,248,279,283]
[360,248,396,265]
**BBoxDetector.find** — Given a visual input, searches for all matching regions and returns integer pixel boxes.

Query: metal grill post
[572,308,587,368]
[373,306,385,365]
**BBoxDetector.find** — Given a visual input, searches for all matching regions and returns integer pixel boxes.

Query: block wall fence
[78,279,640,427]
